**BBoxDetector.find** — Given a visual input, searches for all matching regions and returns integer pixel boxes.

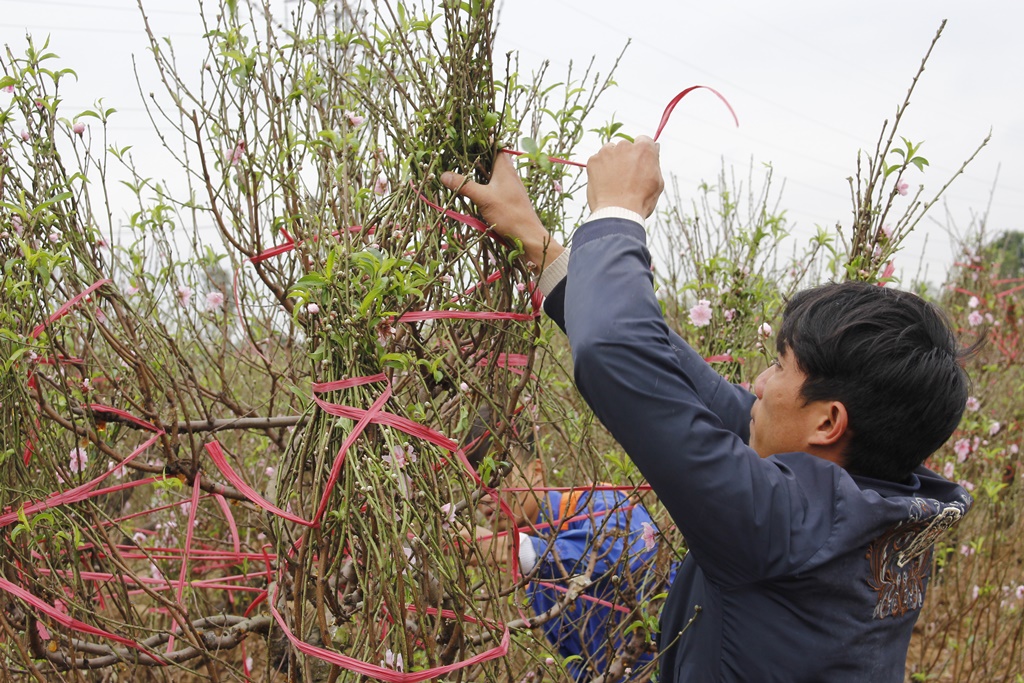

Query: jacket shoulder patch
[866,500,967,619]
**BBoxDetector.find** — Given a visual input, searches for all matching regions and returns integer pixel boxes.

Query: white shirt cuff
[582,206,646,229]
[537,249,570,296]
[517,533,538,573]
[535,207,645,296]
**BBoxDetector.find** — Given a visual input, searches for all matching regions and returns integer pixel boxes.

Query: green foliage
[984,230,1024,280]
[0,1,631,679]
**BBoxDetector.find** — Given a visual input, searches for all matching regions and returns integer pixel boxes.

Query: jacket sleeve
[563,218,839,586]
[545,270,755,442]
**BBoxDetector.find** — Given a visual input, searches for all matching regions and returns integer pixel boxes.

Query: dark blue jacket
[527,489,670,681]
[543,217,972,682]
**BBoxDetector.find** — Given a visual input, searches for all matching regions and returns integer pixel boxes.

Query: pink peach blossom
[953,438,971,463]
[381,649,403,671]
[176,286,193,307]
[205,291,225,311]
[69,447,88,474]
[227,140,245,166]
[640,521,656,551]
[72,121,85,135]
[383,444,416,469]
[688,299,713,327]
[441,502,455,529]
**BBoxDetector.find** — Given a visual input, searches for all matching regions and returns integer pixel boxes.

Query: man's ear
[808,400,849,447]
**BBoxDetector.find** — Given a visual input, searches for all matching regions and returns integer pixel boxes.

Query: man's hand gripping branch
[440,136,664,269]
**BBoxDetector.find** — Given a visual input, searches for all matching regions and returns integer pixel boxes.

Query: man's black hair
[778,280,974,482]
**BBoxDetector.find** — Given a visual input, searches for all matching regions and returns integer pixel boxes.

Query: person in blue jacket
[462,408,674,681]
[441,140,974,682]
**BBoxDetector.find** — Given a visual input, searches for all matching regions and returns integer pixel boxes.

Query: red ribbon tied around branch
[500,84,739,168]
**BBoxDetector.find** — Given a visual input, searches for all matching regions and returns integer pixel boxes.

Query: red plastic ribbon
[496,84,738,170]
[311,379,393,525]
[0,576,168,663]
[267,578,510,682]
[652,85,739,142]
[30,279,111,339]
[205,441,314,527]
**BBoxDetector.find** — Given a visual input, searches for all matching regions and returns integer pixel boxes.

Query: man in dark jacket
[441,138,973,682]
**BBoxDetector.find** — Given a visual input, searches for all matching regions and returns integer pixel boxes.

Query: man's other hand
[586,135,664,218]
[441,153,564,269]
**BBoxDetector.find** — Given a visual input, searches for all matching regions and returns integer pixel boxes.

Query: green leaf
[380,352,411,370]
[3,346,28,374]
[33,191,73,214]
[325,249,336,281]
[317,129,341,147]
[292,273,328,289]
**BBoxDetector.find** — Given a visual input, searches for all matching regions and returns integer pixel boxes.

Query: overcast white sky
[6,0,1022,283]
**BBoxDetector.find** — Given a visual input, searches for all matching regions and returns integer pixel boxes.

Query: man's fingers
[635,135,660,154]
[440,170,468,193]
[442,171,491,206]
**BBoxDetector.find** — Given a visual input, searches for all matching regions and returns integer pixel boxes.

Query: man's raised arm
[441,149,752,441]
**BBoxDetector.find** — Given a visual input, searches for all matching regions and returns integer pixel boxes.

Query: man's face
[749,349,825,458]
[477,457,543,532]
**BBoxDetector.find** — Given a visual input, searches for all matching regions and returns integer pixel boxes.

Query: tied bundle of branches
[1,0,611,679]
